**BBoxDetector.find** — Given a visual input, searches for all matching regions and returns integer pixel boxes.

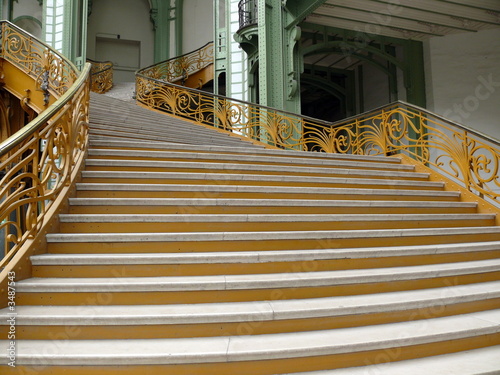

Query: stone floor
[103,82,136,102]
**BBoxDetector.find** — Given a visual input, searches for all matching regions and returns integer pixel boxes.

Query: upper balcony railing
[238,0,258,30]
[87,58,113,94]
[138,42,213,87]
[0,21,90,282]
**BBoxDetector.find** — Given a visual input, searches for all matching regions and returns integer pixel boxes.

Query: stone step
[57,213,496,234]
[0,310,498,372]
[45,226,500,255]
[87,139,400,164]
[84,159,425,180]
[289,345,500,375]
[88,117,252,142]
[16,257,500,294]
[89,127,254,148]
[31,241,500,277]
[1,282,499,339]
[66,197,476,216]
[75,183,461,201]
[86,148,414,171]
[80,170,445,190]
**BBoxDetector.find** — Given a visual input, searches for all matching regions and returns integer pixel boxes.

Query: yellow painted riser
[58,219,496,234]
[80,177,444,190]
[16,271,500,306]
[32,251,500,278]
[4,299,499,340]
[46,232,500,254]
[76,190,461,201]
[84,166,424,181]
[67,205,476,215]
[2,334,499,375]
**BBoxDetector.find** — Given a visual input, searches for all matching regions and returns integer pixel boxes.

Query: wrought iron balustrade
[138,42,213,86]
[88,58,113,93]
[238,0,258,30]
[0,21,90,281]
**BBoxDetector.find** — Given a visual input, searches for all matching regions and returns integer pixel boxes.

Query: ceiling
[305,0,500,41]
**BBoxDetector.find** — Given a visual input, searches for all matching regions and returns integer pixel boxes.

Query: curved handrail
[0,21,90,278]
[138,42,213,85]
[87,58,114,93]
[331,99,500,148]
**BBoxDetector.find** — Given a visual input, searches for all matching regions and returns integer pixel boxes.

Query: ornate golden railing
[1,22,79,105]
[88,58,113,94]
[325,102,500,203]
[0,21,90,275]
[136,68,499,204]
[138,42,213,86]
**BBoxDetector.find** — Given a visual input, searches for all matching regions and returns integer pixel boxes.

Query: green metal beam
[302,40,405,71]
[301,74,346,100]
[284,0,327,29]
[175,0,183,57]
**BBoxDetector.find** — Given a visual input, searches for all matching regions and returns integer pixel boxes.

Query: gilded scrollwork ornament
[0,21,90,269]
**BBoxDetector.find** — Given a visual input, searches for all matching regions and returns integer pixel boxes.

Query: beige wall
[11,0,43,39]
[87,0,154,82]
[424,28,500,137]
[182,0,214,54]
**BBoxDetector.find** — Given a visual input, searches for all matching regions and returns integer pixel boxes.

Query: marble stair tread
[2,282,499,325]
[87,149,415,171]
[87,138,401,163]
[0,310,499,366]
[58,213,493,223]
[89,128,252,148]
[88,122,248,142]
[46,226,500,244]
[15,258,500,292]
[67,197,470,208]
[30,241,500,265]
[286,345,500,375]
[80,171,445,188]
[84,159,426,179]
[76,182,461,198]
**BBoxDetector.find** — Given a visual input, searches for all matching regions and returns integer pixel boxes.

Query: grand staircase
[1,93,500,374]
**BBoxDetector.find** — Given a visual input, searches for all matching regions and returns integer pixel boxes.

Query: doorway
[95,36,141,83]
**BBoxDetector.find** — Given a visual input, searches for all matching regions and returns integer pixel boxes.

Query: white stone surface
[87,148,410,169]
[76,182,460,198]
[16,259,500,292]
[31,241,500,265]
[2,282,499,326]
[2,311,497,365]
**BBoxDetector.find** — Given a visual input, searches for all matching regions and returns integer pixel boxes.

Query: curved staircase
[1,93,499,374]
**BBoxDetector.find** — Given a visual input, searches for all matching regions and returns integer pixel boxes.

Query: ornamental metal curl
[139,42,213,84]
[88,59,113,94]
[0,21,90,268]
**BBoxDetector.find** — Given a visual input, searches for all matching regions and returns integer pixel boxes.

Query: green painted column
[405,40,426,108]
[257,0,302,114]
[174,0,183,57]
[152,0,183,63]
[151,3,169,62]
